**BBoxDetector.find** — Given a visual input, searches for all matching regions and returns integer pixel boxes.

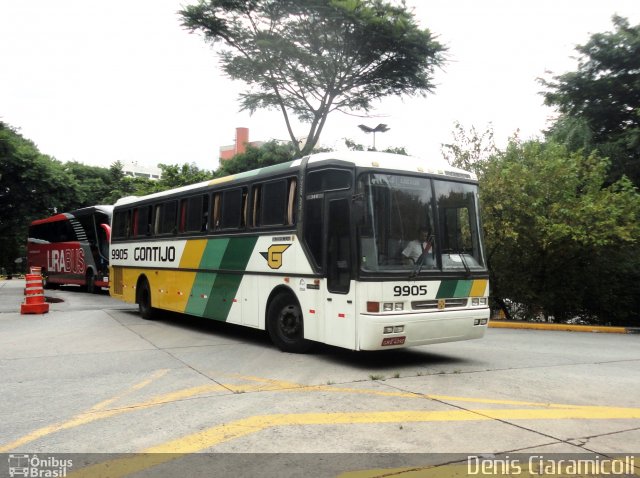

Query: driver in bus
[402,228,434,264]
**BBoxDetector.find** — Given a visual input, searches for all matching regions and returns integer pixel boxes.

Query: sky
[1,0,639,173]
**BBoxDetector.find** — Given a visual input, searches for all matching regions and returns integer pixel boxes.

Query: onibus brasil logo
[8,454,73,477]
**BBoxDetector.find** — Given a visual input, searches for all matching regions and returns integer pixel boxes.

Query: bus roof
[30,205,114,226]
[114,151,476,207]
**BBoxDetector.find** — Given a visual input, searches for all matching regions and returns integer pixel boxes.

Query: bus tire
[267,293,313,353]
[42,270,54,289]
[86,270,96,294]
[137,278,157,320]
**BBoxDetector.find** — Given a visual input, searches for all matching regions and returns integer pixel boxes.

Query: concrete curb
[489,320,640,334]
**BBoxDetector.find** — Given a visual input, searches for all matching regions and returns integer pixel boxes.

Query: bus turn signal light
[367,301,380,313]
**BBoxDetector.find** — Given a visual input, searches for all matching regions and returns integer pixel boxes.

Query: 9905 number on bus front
[393,285,427,296]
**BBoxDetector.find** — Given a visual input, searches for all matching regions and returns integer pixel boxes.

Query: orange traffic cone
[21,273,49,314]
[24,267,42,295]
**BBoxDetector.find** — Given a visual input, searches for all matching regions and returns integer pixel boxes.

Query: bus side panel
[113,267,141,304]
[28,241,88,285]
[110,235,319,330]
[240,275,260,327]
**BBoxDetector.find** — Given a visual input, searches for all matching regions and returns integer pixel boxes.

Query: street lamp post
[358,123,390,150]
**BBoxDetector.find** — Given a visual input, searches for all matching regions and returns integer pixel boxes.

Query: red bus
[27,205,113,293]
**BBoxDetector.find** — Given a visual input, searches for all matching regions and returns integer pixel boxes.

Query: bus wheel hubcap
[279,305,301,338]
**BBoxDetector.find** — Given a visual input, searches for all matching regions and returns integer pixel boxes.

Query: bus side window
[134,206,152,237]
[156,201,178,235]
[154,204,162,235]
[241,188,248,228]
[181,194,209,233]
[252,184,262,227]
[201,194,209,232]
[179,199,188,233]
[287,178,297,226]
[212,193,221,230]
[261,179,287,226]
[132,209,139,236]
[221,188,243,229]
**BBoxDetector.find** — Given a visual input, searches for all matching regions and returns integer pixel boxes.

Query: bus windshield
[357,173,485,274]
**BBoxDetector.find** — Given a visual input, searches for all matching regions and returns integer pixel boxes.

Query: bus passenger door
[323,197,357,349]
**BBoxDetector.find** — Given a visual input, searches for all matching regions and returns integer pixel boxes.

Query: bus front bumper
[358,308,489,351]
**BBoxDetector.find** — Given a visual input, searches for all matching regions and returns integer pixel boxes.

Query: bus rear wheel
[137,279,157,320]
[267,293,312,353]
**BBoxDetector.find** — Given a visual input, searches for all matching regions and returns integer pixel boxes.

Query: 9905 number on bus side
[111,248,129,260]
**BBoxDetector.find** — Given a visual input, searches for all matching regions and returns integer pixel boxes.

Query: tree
[156,163,214,189]
[0,122,81,275]
[541,16,640,185]
[441,121,498,176]
[216,140,297,177]
[480,139,640,324]
[180,0,446,155]
[63,161,116,208]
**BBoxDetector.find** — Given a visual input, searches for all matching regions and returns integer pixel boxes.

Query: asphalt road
[1,279,639,477]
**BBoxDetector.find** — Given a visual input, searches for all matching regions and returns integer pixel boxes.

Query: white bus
[109,152,489,352]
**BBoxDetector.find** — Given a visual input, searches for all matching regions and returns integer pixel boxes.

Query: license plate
[381,336,406,346]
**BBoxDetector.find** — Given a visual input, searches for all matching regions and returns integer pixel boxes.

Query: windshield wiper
[409,253,427,280]
[453,251,472,278]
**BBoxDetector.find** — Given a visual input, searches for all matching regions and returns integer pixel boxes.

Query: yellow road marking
[0,374,307,452]
[5,369,640,478]
[0,369,166,453]
[89,369,169,412]
[69,407,640,478]
[6,369,635,453]
[228,373,607,410]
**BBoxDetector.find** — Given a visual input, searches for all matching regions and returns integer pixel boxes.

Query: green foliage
[109,163,215,200]
[541,16,640,185]
[0,122,81,273]
[156,163,214,189]
[441,121,498,176]
[62,161,116,208]
[216,140,297,177]
[480,139,640,324]
[344,138,365,151]
[180,0,446,155]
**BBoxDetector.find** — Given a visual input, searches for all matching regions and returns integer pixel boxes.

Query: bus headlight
[383,303,394,312]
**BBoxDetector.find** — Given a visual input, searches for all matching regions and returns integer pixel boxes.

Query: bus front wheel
[42,270,53,289]
[267,293,313,353]
[137,279,157,320]
[86,270,96,294]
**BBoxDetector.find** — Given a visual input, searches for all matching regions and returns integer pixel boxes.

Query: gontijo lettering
[134,246,176,262]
